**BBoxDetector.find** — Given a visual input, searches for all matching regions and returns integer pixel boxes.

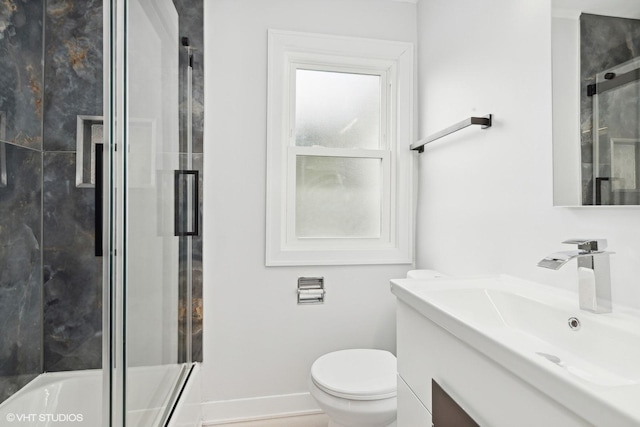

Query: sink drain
[568,317,581,330]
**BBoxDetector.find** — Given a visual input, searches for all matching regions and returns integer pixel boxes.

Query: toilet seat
[310,349,397,401]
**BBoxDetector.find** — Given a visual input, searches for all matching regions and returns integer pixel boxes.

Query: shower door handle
[174,170,199,236]
[95,144,104,256]
[595,177,610,205]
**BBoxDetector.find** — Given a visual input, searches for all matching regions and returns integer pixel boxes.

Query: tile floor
[210,413,329,427]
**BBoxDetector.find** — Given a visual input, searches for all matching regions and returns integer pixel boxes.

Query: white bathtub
[0,365,187,426]
[0,370,102,426]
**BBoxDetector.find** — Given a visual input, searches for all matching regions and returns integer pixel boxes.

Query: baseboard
[201,392,322,425]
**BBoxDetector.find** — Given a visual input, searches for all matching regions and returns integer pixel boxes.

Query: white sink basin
[429,287,640,387]
[391,275,640,426]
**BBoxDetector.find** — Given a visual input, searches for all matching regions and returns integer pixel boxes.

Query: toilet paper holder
[298,277,325,304]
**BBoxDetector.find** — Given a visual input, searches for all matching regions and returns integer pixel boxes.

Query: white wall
[415,0,640,308]
[202,0,417,421]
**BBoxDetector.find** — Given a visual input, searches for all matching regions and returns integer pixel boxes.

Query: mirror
[552,0,640,205]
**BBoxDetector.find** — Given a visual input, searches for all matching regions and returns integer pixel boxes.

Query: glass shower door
[126,0,183,424]
[592,57,640,205]
[108,0,186,424]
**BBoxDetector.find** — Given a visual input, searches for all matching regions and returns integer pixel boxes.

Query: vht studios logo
[6,413,84,423]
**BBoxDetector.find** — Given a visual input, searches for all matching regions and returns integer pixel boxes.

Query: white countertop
[391,274,640,427]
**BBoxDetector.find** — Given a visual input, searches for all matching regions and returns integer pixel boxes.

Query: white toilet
[308,349,397,427]
[308,271,445,426]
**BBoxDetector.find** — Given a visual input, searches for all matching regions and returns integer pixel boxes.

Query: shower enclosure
[591,57,640,205]
[0,0,203,425]
[580,13,640,205]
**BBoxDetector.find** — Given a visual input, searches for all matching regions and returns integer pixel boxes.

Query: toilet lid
[311,349,397,401]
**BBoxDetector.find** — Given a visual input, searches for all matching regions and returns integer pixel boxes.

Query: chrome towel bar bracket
[411,114,493,153]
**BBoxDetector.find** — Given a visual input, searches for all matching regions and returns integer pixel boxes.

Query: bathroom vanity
[391,275,640,427]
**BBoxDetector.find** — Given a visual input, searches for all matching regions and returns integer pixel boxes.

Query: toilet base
[309,376,396,427]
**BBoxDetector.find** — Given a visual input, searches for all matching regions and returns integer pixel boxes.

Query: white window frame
[266,30,414,266]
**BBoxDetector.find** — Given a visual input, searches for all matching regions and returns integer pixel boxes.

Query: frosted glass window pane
[296,156,381,238]
[295,69,381,149]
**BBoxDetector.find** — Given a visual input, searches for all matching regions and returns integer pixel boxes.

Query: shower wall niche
[0,0,203,404]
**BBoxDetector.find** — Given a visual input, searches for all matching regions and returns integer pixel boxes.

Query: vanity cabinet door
[432,380,479,427]
[398,375,432,426]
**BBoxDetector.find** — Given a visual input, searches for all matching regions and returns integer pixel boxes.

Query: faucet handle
[562,238,608,252]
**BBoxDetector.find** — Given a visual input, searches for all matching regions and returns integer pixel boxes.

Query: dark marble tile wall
[40,0,104,372]
[177,153,203,363]
[42,152,102,372]
[0,143,42,404]
[580,13,640,204]
[191,153,203,362]
[0,0,44,149]
[174,0,204,155]
[174,0,203,363]
[43,0,103,151]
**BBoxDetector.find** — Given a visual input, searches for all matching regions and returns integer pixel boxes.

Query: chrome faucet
[538,239,614,314]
